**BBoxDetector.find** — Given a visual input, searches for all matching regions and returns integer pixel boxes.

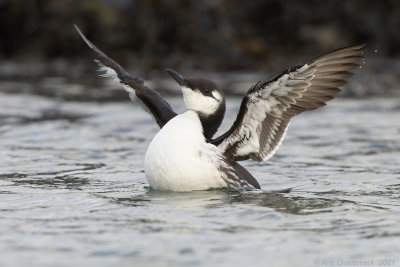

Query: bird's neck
[197,102,226,140]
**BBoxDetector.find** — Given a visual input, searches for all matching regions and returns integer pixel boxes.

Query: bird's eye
[205,90,210,94]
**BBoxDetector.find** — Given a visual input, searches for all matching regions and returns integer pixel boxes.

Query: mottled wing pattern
[220,157,261,189]
[74,25,177,128]
[212,44,365,161]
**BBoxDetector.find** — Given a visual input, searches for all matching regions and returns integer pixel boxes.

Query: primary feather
[212,44,365,162]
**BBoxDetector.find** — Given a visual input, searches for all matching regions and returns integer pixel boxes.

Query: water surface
[0,92,399,266]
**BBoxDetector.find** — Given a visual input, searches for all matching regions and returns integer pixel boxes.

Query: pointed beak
[166,69,188,87]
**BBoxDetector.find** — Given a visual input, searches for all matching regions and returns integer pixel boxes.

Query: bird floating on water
[75,25,365,191]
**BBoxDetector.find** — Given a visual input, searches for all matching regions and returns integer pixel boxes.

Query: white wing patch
[95,59,131,92]
[214,44,365,162]
[219,65,311,159]
[94,60,152,115]
[260,121,290,161]
[75,24,177,128]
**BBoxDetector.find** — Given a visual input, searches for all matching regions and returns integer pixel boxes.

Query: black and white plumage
[211,44,365,162]
[74,25,176,128]
[75,25,365,191]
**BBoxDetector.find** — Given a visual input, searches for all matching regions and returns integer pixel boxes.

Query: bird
[74,25,365,192]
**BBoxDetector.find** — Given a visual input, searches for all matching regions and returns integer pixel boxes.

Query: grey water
[0,90,399,267]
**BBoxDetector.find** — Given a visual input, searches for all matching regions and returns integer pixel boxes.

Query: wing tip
[349,43,367,58]
[355,43,367,50]
[346,43,367,50]
[335,43,367,53]
[74,24,95,49]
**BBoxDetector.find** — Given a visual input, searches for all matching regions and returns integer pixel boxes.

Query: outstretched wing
[211,44,365,161]
[74,25,177,128]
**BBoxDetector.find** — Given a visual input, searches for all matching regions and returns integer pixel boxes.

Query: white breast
[144,110,227,191]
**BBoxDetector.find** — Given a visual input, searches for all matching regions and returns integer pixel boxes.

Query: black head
[166,69,225,114]
[166,69,226,139]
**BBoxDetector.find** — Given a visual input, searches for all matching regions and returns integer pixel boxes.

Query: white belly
[144,110,227,191]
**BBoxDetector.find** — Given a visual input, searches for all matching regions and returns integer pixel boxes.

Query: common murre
[75,25,365,191]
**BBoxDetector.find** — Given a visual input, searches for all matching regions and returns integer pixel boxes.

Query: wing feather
[211,44,365,161]
[74,24,176,128]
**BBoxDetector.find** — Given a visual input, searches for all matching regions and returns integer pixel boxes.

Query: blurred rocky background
[0,0,399,100]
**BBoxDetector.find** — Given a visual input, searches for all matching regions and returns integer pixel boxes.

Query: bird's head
[166,69,225,116]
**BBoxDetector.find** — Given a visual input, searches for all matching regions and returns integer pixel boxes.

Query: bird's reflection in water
[101,186,343,215]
